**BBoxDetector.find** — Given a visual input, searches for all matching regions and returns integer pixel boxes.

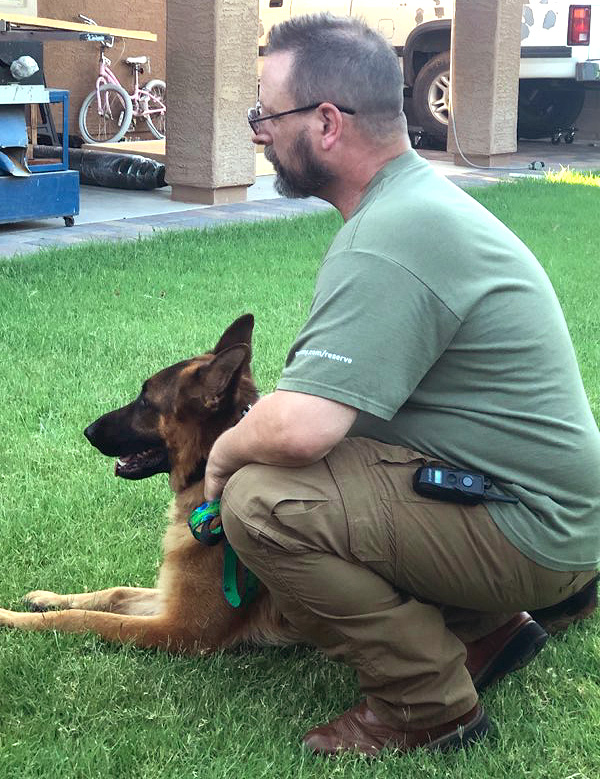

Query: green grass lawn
[0,173,599,778]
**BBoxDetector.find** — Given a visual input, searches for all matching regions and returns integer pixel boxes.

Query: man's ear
[214,314,254,358]
[177,345,250,415]
[316,103,344,151]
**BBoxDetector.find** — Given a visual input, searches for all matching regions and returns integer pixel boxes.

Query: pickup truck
[258,1,600,142]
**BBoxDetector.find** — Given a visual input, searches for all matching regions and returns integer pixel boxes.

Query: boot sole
[473,620,548,693]
[302,706,491,757]
[426,706,490,751]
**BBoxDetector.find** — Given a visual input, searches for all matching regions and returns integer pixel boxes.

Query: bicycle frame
[129,68,166,119]
[93,48,165,119]
[94,49,123,111]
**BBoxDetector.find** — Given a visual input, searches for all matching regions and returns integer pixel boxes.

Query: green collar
[188,500,259,608]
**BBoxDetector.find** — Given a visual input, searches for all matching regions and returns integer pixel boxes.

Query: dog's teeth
[117,458,127,467]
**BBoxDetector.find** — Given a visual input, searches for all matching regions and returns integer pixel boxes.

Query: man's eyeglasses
[247,101,356,134]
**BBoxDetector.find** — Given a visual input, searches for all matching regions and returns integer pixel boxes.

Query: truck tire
[517,80,586,140]
[411,51,451,143]
[412,56,587,145]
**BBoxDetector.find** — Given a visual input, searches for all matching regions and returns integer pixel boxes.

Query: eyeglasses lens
[247,105,260,134]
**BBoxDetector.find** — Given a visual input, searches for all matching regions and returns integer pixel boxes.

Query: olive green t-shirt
[277,150,600,572]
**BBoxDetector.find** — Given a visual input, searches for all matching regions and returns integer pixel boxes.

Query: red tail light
[568,5,591,45]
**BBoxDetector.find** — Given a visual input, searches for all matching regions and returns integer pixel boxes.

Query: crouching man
[205,13,600,757]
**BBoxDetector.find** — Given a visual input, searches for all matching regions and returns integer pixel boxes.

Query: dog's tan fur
[0,315,297,653]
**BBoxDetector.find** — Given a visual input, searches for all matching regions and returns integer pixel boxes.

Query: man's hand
[204,427,242,501]
[203,391,357,501]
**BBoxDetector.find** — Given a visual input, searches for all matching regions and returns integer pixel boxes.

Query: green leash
[188,500,259,608]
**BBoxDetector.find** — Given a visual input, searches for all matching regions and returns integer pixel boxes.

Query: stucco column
[447,0,522,167]
[166,0,257,204]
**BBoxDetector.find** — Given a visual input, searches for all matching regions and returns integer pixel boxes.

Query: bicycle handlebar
[79,13,114,46]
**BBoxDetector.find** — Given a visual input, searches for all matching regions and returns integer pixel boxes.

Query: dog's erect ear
[178,344,250,414]
[213,314,254,357]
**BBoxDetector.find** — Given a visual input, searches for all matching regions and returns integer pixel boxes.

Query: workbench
[0,14,157,44]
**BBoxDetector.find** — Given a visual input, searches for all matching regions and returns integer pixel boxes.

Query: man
[205,14,600,757]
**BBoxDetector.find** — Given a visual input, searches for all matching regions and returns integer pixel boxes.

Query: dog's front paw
[24,590,64,612]
[0,608,19,628]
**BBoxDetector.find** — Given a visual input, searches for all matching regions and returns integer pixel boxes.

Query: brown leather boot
[302,701,489,757]
[465,612,548,692]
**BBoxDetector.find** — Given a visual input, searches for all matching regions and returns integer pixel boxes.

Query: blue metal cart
[0,87,79,226]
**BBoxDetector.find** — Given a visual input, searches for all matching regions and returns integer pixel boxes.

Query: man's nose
[251,127,271,146]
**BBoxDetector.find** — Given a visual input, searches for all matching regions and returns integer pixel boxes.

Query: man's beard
[264,129,335,199]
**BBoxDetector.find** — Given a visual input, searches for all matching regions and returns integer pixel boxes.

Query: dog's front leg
[0,608,207,654]
[25,587,162,616]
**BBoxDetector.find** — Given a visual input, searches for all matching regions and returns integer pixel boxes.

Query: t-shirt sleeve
[277,249,461,420]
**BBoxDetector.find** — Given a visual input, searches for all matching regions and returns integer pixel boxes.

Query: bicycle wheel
[78,84,133,144]
[142,78,166,139]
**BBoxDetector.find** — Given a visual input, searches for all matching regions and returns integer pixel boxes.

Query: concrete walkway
[1,139,598,260]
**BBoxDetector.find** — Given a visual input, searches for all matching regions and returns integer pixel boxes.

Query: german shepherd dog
[0,315,297,654]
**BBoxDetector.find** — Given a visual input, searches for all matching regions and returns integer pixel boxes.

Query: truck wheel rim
[427,72,450,126]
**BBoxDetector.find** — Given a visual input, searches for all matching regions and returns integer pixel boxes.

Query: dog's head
[84,314,258,491]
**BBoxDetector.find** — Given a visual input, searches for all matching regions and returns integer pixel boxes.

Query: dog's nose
[83,422,97,442]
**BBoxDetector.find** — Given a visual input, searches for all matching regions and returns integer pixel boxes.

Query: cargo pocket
[222,459,340,555]
[325,438,405,580]
[268,499,334,554]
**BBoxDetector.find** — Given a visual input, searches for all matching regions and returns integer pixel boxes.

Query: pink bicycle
[78,18,166,144]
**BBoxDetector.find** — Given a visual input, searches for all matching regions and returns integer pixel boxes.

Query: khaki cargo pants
[221,437,594,728]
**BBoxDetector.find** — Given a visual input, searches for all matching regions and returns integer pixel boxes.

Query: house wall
[38,0,166,136]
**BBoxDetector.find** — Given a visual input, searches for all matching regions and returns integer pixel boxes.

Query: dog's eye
[137,388,157,412]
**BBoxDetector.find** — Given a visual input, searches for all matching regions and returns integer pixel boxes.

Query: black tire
[412,56,587,145]
[412,51,451,143]
[142,78,166,139]
[78,84,133,144]
[517,80,585,139]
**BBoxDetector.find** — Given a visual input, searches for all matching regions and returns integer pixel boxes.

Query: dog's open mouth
[115,447,170,480]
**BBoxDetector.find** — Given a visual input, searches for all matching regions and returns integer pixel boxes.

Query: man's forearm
[212,399,315,470]
[204,391,357,500]
[204,394,321,500]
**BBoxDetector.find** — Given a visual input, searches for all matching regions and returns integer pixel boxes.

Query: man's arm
[204,390,358,500]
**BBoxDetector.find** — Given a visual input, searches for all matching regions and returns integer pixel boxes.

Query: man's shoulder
[335,154,530,272]
[325,163,460,273]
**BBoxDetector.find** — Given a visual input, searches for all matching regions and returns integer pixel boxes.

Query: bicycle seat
[126,56,148,65]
